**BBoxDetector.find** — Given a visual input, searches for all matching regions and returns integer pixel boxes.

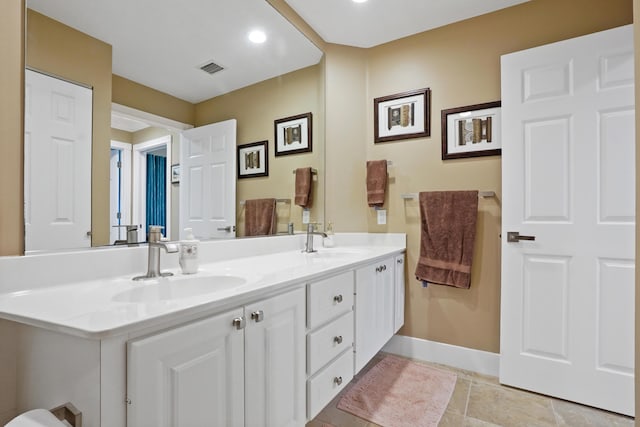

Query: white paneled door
[500,25,635,416]
[180,120,236,240]
[24,69,93,252]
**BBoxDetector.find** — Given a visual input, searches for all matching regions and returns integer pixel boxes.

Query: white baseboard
[382,335,500,377]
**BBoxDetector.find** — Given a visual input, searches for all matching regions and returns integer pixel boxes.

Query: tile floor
[307,352,635,427]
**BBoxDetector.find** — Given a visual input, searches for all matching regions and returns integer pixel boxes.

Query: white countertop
[0,234,405,339]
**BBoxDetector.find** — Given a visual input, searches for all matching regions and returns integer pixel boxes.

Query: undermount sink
[112,275,247,303]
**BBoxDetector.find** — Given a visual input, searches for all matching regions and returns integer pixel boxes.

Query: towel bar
[401,191,495,199]
[239,198,291,206]
[291,168,317,175]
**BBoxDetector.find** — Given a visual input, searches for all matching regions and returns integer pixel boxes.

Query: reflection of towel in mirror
[366,160,387,207]
[295,167,312,208]
[245,198,277,236]
[414,191,478,289]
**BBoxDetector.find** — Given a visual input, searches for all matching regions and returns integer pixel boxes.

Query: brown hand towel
[245,198,277,237]
[295,167,313,208]
[414,191,479,289]
[366,160,387,207]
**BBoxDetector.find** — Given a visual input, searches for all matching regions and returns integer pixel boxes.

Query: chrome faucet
[133,225,179,281]
[304,223,327,253]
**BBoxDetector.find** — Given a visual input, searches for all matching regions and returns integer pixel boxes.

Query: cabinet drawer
[308,311,354,375]
[307,349,354,420]
[307,271,354,329]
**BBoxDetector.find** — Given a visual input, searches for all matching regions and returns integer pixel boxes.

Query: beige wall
[325,0,634,353]
[27,9,113,246]
[0,0,24,257]
[112,75,195,126]
[196,63,325,236]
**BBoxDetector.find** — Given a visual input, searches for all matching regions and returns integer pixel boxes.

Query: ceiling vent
[199,61,224,75]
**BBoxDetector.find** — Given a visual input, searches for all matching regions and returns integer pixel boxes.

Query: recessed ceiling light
[248,30,267,44]
[352,0,368,3]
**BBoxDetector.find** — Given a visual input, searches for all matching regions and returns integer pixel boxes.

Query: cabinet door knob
[383,264,387,271]
[334,335,343,344]
[333,294,343,303]
[232,316,245,330]
[251,310,264,322]
[334,376,343,386]
[397,258,403,264]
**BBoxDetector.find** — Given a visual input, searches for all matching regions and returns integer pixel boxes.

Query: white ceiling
[27,0,529,106]
[284,0,530,48]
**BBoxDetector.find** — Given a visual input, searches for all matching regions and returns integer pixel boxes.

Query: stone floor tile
[313,403,371,427]
[466,382,557,427]
[463,416,503,426]
[445,377,471,415]
[439,411,466,426]
[552,398,635,427]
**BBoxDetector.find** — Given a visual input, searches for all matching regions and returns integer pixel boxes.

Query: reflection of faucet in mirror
[133,225,179,281]
[113,225,139,246]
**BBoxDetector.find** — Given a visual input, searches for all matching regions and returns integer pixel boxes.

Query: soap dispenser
[323,221,335,248]
[179,228,199,274]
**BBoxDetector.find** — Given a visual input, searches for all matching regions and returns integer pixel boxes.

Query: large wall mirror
[24,0,325,254]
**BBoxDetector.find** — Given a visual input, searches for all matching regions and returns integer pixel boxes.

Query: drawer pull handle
[232,317,245,330]
[334,376,343,386]
[333,294,343,303]
[334,335,343,344]
[251,310,264,322]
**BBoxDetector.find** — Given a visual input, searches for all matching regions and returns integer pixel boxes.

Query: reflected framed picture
[238,140,268,179]
[374,88,431,143]
[441,101,501,160]
[171,164,180,184]
[274,112,312,156]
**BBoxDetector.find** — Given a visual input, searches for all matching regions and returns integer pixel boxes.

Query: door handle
[217,226,232,232]
[507,231,536,242]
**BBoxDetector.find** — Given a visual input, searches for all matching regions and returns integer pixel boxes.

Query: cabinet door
[127,308,244,427]
[354,258,394,372]
[394,254,405,333]
[244,287,306,427]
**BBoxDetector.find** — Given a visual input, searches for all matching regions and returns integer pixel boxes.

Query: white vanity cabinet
[354,257,395,372]
[306,271,355,420]
[127,287,306,427]
[394,254,405,333]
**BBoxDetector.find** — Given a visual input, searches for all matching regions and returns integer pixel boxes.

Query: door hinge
[117,161,122,169]
[116,212,121,220]
[125,397,132,405]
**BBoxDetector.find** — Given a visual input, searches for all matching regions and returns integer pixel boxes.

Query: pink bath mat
[337,355,456,427]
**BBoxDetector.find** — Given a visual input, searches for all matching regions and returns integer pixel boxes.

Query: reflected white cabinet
[394,254,405,333]
[127,288,305,427]
[354,257,395,372]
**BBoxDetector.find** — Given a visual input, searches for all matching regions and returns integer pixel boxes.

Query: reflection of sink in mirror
[112,275,247,303]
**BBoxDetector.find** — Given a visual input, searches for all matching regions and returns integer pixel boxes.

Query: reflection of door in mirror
[24,69,92,253]
[132,136,172,243]
[180,120,237,241]
[109,141,132,244]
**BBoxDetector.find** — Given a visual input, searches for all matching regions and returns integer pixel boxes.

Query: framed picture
[237,140,269,179]
[171,164,180,184]
[374,88,431,143]
[274,112,312,156]
[441,101,501,160]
